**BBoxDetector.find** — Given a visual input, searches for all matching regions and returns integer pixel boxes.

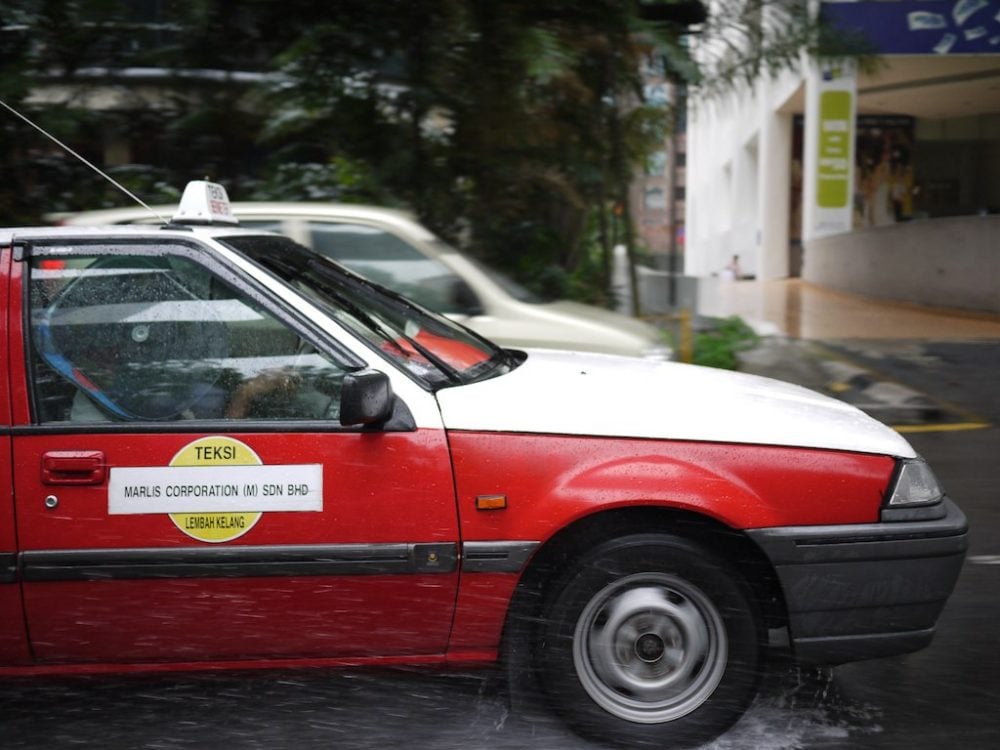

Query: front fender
[448,432,896,543]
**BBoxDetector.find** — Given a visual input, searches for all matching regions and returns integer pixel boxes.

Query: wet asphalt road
[2,340,997,750]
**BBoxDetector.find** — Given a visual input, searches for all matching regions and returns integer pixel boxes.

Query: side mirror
[340,369,394,426]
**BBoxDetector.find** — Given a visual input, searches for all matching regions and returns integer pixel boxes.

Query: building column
[758,108,793,279]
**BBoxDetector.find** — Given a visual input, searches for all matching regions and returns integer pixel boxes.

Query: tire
[537,533,763,748]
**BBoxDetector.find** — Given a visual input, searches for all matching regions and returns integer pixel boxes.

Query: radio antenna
[0,98,168,223]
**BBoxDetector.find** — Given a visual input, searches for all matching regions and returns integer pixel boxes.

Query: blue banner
[822,0,1000,54]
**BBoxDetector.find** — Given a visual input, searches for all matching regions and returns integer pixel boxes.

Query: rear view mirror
[340,369,394,426]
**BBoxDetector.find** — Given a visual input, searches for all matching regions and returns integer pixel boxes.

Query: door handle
[41,451,107,485]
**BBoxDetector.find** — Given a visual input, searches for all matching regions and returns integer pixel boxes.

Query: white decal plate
[106,436,323,543]
[109,464,322,514]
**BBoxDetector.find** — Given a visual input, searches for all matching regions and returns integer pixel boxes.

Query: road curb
[738,337,960,428]
[816,357,943,425]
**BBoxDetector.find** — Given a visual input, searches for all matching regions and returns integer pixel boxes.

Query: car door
[8,238,459,665]
[0,241,31,665]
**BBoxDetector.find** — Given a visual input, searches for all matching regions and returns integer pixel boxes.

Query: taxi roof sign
[172,180,239,225]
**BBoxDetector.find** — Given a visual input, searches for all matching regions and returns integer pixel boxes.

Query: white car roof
[1,224,276,243]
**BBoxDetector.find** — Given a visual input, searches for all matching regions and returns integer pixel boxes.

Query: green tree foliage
[255,1,689,302]
[692,316,759,370]
[1,0,828,304]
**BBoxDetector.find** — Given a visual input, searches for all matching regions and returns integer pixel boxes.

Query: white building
[685,0,1000,313]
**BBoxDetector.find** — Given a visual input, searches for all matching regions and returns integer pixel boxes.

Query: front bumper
[747,498,968,665]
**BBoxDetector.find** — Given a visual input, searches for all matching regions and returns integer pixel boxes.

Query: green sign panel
[817,90,852,209]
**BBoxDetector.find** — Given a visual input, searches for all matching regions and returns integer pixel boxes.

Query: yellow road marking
[892,422,992,434]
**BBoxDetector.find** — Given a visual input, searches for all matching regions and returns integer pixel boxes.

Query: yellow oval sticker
[168,436,263,543]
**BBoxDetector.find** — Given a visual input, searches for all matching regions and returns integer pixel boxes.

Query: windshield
[221,235,514,388]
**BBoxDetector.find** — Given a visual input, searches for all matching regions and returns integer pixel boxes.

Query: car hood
[435,349,916,458]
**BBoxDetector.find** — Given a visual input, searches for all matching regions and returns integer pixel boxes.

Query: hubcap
[635,632,666,663]
[572,572,728,724]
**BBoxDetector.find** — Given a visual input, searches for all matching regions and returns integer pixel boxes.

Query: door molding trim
[19,542,458,582]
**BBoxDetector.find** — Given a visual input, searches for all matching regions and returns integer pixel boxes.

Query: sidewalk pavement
[692,278,1000,430]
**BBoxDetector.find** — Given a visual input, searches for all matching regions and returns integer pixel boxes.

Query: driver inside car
[31,254,343,424]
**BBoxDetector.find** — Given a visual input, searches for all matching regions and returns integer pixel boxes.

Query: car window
[28,254,348,423]
[306,221,480,315]
[221,235,512,388]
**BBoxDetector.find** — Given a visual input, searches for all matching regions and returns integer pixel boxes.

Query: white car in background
[55,202,671,360]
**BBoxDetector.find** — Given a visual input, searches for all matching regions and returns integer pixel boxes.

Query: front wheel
[537,534,763,748]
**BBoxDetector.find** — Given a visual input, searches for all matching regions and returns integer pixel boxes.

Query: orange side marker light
[475,494,508,511]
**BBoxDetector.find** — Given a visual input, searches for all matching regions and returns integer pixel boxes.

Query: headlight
[887,459,944,507]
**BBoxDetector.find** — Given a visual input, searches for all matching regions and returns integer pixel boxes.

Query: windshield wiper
[464,348,518,383]
[304,260,463,386]
[396,329,465,385]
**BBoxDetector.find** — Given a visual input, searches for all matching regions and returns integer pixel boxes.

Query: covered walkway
[696,278,1000,340]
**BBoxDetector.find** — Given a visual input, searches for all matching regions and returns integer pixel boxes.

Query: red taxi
[0,183,967,747]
